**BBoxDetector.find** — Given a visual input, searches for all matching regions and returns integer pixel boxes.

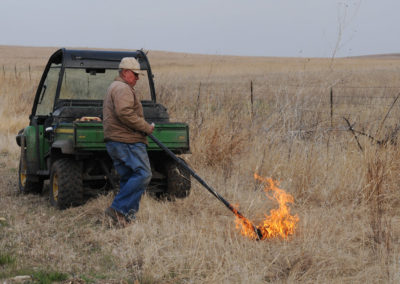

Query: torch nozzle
[255,227,263,240]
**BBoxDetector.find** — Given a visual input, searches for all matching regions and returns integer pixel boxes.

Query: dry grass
[2,46,400,283]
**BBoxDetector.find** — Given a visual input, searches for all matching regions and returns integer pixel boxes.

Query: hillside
[1,45,400,283]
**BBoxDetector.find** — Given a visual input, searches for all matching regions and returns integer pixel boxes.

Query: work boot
[104,207,130,227]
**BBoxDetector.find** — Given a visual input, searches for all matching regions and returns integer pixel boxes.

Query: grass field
[1,45,400,283]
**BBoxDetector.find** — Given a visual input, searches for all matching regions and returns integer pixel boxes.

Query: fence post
[194,82,201,119]
[330,87,333,128]
[250,80,254,121]
[29,64,31,81]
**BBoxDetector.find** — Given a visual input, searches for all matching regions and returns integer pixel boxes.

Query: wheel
[18,156,43,194]
[164,158,191,199]
[50,158,83,209]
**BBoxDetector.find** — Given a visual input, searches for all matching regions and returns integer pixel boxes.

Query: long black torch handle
[148,134,262,239]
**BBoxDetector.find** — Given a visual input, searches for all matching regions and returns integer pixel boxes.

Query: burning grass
[1,46,400,282]
[233,174,299,240]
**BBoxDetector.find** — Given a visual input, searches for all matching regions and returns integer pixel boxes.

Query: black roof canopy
[51,49,149,69]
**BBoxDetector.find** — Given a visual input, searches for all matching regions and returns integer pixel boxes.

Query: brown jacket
[103,77,153,144]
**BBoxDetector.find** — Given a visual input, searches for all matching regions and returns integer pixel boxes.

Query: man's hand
[149,122,155,134]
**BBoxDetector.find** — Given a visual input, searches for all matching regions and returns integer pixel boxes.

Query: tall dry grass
[1,46,400,283]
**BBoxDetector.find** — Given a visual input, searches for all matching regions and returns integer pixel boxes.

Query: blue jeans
[106,141,152,220]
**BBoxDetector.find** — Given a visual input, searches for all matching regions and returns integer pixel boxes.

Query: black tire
[165,158,191,199]
[18,156,43,194]
[50,158,83,209]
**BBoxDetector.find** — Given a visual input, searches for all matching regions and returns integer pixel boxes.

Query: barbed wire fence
[248,80,400,148]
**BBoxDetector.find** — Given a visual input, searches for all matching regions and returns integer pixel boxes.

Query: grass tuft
[0,253,16,266]
[32,270,69,284]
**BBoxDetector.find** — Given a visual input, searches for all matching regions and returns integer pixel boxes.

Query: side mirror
[44,127,54,141]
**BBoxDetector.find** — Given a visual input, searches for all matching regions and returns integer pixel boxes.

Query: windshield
[35,63,60,116]
[59,68,151,101]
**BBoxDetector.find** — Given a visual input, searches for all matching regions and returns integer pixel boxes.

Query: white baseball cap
[119,57,144,75]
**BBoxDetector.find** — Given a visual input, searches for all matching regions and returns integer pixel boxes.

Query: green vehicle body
[20,123,190,172]
[16,48,191,208]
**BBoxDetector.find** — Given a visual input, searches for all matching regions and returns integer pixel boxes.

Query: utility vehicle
[16,49,191,209]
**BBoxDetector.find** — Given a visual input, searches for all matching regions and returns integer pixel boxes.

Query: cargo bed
[54,122,190,153]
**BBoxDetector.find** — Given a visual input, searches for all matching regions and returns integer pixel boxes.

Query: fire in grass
[233,173,299,240]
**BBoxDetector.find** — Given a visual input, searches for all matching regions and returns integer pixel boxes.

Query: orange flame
[233,173,299,240]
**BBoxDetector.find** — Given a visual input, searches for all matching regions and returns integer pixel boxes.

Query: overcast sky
[0,0,398,58]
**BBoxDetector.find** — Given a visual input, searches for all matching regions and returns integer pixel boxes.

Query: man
[103,57,154,226]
